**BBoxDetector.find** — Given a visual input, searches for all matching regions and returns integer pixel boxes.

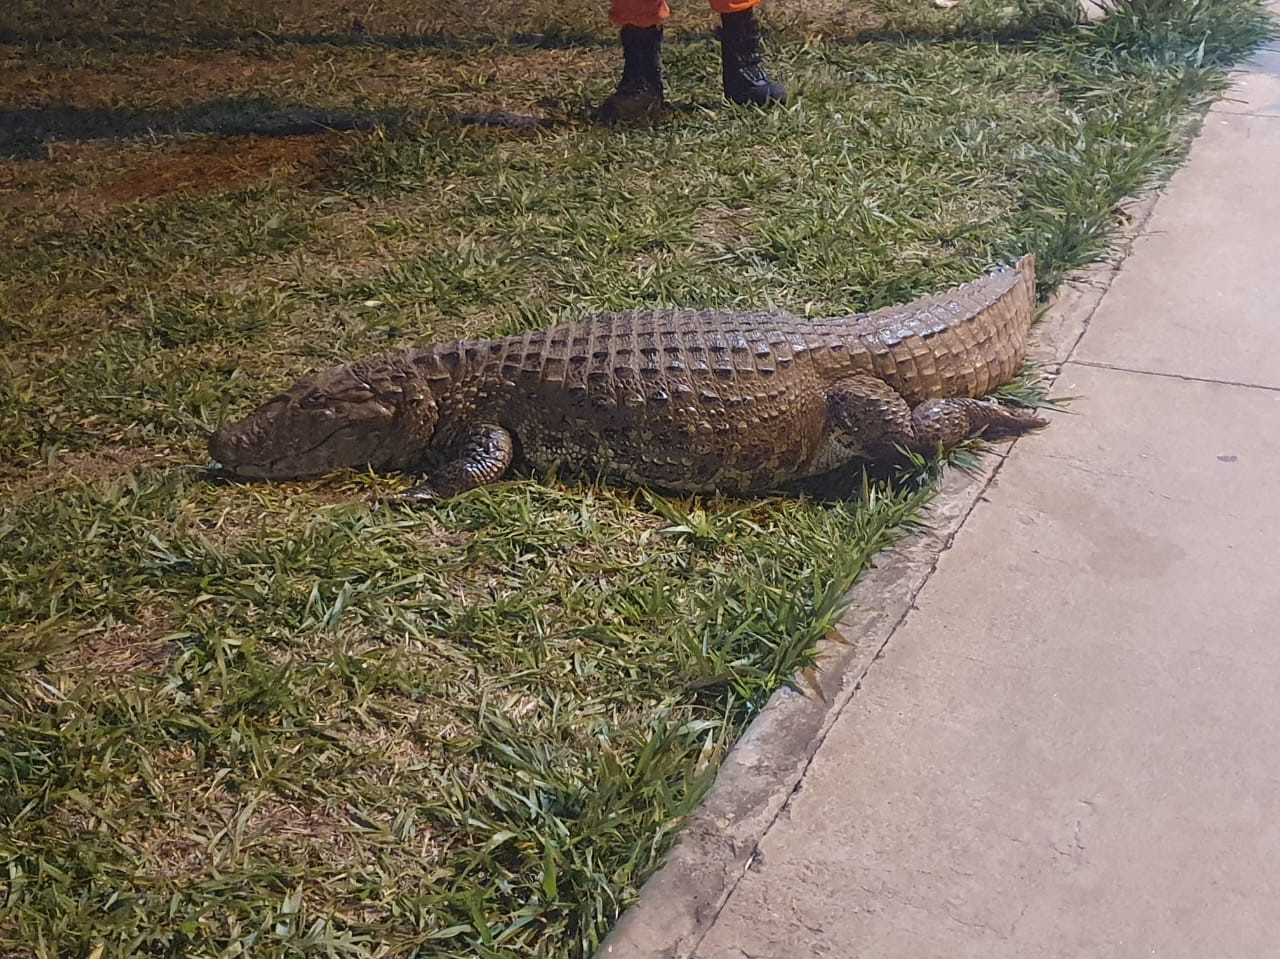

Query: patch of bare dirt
[1,133,349,217]
[0,51,299,112]
[92,133,345,206]
[0,142,110,190]
[0,41,609,217]
[430,45,612,86]
[243,795,364,858]
[219,192,466,294]
[54,605,180,675]
[768,0,888,34]
[4,445,175,498]
[335,691,460,782]
[1014,88,1063,106]
[696,203,758,245]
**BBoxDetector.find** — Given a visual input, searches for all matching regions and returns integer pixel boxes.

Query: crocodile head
[209,359,438,480]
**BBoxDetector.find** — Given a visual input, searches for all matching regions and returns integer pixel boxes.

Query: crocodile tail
[851,253,1038,404]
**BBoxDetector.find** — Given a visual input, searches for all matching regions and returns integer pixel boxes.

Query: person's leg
[710,0,785,106]
[601,0,669,123]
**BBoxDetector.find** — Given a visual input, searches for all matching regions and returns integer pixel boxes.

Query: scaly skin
[209,254,1046,497]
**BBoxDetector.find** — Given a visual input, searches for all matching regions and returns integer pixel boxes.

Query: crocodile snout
[208,424,261,477]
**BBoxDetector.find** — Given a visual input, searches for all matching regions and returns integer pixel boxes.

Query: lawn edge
[598,186,1164,959]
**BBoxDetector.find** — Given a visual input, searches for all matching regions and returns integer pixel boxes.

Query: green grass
[0,0,1273,956]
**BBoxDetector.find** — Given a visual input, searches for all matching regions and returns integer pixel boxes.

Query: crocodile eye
[299,392,336,410]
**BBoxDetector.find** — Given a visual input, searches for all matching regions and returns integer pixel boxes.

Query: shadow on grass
[0,97,584,159]
[0,98,410,159]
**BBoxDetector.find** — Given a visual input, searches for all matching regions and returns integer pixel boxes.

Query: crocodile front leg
[401,423,515,501]
[823,374,1047,464]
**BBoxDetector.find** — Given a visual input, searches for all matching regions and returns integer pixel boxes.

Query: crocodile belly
[512,388,829,493]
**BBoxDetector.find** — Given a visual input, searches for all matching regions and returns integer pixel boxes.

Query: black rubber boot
[601,25,665,125]
[718,9,786,107]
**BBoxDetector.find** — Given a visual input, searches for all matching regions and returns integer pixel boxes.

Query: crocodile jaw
[209,365,436,480]
[210,413,392,480]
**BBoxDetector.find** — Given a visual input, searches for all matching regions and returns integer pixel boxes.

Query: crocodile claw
[394,484,441,504]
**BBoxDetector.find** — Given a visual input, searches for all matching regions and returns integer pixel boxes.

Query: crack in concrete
[945,909,1013,939]
[1049,798,1096,867]
[1209,109,1280,120]
[1066,359,1280,394]
[1008,899,1032,939]
[1073,797,1097,858]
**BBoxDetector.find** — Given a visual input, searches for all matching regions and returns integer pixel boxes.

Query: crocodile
[209,254,1045,499]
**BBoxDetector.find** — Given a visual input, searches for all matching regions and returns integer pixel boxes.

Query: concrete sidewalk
[612,33,1280,959]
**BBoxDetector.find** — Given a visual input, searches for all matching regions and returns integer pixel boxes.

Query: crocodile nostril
[208,428,236,466]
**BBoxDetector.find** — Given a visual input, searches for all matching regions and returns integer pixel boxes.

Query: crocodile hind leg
[907,396,1049,452]
[401,424,515,501]
[824,374,1048,464]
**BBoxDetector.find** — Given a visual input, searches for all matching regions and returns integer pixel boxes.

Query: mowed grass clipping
[0,0,1272,956]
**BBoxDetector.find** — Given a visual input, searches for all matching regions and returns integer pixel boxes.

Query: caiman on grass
[210,255,1046,499]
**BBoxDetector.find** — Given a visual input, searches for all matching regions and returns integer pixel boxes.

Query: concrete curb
[599,193,1163,959]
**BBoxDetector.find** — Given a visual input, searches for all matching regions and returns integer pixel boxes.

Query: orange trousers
[610,0,760,28]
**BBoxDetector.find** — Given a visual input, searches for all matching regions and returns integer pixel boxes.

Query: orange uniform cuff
[609,0,761,28]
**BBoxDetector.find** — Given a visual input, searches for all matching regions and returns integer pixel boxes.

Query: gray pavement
[684,37,1280,959]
